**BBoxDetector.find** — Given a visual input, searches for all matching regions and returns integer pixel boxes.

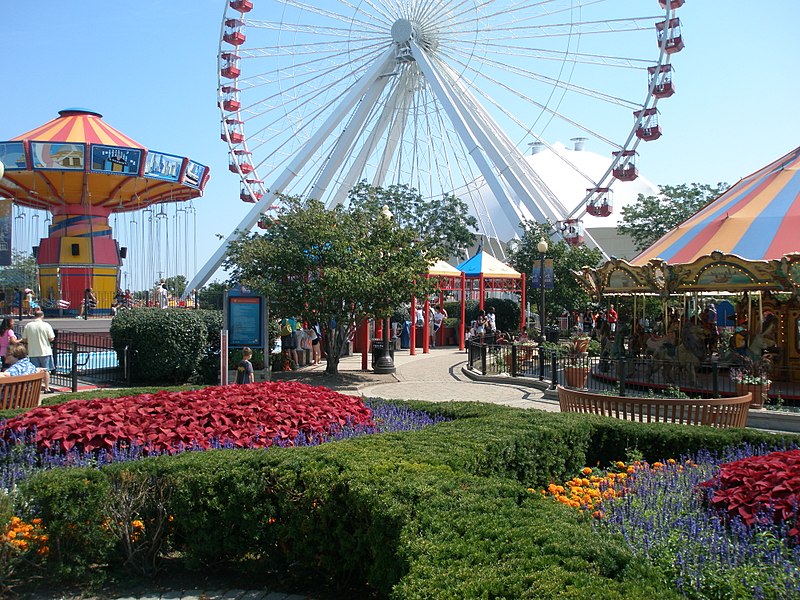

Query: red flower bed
[698,449,800,536]
[2,381,373,454]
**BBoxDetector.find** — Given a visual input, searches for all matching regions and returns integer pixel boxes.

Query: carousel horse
[648,323,705,386]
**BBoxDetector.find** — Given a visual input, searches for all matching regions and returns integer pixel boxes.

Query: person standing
[78,287,97,319]
[159,283,169,309]
[431,305,447,347]
[235,347,255,384]
[279,316,298,369]
[606,304,618,334]
[307,323,321,365]
[21,311,55,393]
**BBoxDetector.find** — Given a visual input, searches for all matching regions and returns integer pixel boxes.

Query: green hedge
[109,309,217,384]
[13,400,798,597]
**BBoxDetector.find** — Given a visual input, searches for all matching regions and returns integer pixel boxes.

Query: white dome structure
[456,139,660,260]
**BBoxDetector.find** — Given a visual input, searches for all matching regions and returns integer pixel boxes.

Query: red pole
[459,272,466,351]
[423,297,431,354]
[360,318,369,371]
[520,272,526,333]
[479,274,485,311]
[410,296,417,356]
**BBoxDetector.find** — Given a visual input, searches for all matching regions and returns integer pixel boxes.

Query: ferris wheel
[189,0,685,291]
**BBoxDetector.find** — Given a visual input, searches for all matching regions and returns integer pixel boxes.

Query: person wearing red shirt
[606,304,618,333]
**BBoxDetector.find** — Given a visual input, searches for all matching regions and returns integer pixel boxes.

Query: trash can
[372,338,395,368]
[400,321,411,349]
[545,326,560,343]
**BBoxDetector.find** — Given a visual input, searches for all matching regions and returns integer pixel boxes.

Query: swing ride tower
[0,109,209,314]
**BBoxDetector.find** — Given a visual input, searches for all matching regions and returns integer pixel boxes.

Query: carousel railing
[466,339,800,405]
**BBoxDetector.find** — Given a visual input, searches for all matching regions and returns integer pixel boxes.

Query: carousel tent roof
[428,259,462,277]
[456,250,521,279]
[632,145,800,265]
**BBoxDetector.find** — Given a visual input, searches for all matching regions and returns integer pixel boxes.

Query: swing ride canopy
[574,145,800,297]
[0,109,209,215]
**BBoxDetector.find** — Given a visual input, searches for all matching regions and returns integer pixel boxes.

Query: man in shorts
[22,310,55,392]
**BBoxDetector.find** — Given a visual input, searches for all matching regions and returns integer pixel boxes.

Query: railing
[51,330,129,392]
[466,339,800,404]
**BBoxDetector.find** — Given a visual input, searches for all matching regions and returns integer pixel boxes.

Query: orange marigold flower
[581,467,592,476]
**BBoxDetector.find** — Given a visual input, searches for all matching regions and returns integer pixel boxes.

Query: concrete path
[352,347,559,412]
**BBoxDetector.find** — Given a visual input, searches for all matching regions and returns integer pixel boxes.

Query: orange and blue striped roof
[12,108,143,148]
[632,145,800,264]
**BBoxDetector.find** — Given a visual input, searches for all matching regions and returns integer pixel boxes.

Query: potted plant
[731,357,772,409]
[564,331,591,388]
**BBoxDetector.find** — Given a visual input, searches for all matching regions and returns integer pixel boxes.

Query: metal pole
[71,341,79,393]
[374,315,396,374]
[540,253,546,345]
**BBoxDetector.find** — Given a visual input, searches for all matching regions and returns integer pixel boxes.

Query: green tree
[617,182,729,252]
[508,222,603,324]
[347,181,477,258]
[224,195,436,374]
[163,275,188,298]
[197,281,226,311]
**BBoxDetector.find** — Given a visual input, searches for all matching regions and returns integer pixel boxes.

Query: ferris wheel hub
[391,18,416,44]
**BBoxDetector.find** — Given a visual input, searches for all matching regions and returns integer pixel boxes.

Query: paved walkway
[343,347,559,412]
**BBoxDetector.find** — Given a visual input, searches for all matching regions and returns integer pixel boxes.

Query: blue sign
[227,287,265,348]
[91,145,142,175]
[183,160,207,188]
[531,259,554,290]
[31,142,85,170]
[143,150,182,181]
[0,142,27,170]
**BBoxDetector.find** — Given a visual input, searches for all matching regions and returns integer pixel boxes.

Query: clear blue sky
[1,1,798,286]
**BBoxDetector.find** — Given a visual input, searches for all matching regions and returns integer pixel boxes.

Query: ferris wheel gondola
[187,0,687,293]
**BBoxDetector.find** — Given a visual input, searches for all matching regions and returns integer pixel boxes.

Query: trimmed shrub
[190,309,223,384]
[110,309,208,384]
[10,399,799,596]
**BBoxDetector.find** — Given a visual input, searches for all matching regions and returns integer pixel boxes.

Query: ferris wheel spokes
[186,46,397,295]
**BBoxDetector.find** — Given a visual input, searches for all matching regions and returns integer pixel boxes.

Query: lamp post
[374,205,397,374]
[537,238,548,345]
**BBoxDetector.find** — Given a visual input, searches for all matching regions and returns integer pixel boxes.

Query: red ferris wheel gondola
[561,219,584,247]
[586,188,613,217]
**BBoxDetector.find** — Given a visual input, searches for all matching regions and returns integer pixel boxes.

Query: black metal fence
[50,330,129,392]
[466,340,800,404]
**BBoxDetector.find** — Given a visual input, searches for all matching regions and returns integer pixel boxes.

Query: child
[236,347,255,384]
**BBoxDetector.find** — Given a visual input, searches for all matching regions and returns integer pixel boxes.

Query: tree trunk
[323,321,350,375]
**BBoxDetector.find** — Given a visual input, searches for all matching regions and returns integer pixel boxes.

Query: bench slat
[0,371,46,411]
[557,386,751,429]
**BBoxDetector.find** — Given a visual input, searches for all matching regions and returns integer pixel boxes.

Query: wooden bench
[556,385,751,429]
[0,371,47,411]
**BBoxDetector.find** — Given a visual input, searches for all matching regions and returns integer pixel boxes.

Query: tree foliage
[0,251,38,291]
[224,196,436,374]
[617,182,729,252]
[163,275,188,297]
[347,181,477,258]
[507,222,603,321]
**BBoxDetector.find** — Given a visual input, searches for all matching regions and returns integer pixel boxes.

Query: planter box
[735,382,769,410]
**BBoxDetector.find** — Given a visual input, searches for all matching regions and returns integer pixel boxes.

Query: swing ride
[0,109,209,314]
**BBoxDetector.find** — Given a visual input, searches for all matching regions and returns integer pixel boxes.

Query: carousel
[574,145,800,401]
